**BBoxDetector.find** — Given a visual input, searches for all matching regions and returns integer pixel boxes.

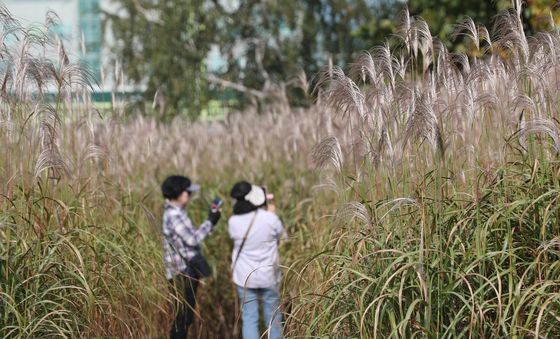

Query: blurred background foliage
[105,0,560,118]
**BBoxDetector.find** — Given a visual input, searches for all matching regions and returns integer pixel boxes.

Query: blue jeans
[236,285,283,339]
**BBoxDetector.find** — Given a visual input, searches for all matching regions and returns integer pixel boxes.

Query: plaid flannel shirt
[162,201,213,280]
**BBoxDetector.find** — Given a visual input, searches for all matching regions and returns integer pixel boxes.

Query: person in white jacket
[228,181,287,339]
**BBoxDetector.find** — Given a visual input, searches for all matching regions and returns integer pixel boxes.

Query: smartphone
[211,197,223,212]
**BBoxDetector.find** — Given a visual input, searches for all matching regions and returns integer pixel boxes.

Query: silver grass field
[2,1,560,337]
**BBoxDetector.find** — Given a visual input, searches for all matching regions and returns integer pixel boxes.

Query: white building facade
[5,0,112,91]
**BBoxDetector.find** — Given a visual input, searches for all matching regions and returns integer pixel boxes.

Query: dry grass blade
[372,44,396,88]
[312,177,341,195]
[377,197,421,223]
[287,70,310,95]
[34,121,71,180]
[317,67,366,119]
[453,18,480,51]
[82,143,108,163]
[311,136,344,173]
[377,126,393,165]
[349,51,377,85]
[512,94,537,115]
[395,7,412,53]
[493,9,529,62]
[334,201,372,228]
[512,118,560,153]
[403,91,438,151]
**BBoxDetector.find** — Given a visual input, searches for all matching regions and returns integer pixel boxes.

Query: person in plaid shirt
[161,175,221,339]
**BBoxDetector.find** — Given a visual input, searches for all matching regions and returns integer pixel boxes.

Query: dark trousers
[169,275,199,339]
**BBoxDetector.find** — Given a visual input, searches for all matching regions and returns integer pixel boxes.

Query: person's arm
[272,214,287,242]
[171,213,213,247]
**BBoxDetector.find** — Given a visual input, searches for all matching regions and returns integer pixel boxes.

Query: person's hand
[207,209,221,226]
[267,204,276,213]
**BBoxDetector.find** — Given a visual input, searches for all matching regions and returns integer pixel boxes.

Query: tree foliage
[104,0,560,118]
[104,0,219,119]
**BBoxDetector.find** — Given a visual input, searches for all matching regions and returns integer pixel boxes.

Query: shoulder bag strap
[232,210,258,270]
[163,231,190,262]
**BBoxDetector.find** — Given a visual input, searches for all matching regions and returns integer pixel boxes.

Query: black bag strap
[163,231,190,262]
[232,210,258,270]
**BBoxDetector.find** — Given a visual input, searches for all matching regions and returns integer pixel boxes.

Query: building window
[78,0,101,80]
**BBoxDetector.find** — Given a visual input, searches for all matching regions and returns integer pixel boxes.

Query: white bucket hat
[244,185,266,207]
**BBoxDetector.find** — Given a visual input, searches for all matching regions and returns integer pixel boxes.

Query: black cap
[161,175,200,199]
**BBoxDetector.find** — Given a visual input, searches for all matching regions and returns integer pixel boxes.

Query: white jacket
[228,209,287,288]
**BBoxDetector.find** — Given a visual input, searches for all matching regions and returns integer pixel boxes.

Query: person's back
[229,209,285,289]
[228,181,286,339]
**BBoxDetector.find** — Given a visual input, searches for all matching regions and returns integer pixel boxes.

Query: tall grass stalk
[287,5,560,337]
[2,3,560,338]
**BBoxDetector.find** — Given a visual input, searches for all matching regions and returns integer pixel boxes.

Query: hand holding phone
[211,197,224,213]
[208,197,223,226]
[265,193,276,213]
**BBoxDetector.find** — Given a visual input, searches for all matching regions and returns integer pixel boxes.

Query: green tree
[104,0,219,119]
[212,0,385,106]
[106,0,558,118]
[409,0,502,46]
[105,0,388,117]
[355,0,560,54]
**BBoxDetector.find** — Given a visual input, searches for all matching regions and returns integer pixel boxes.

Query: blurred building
[5,0,108,89]
[78,0,103,76]
[4,0,243,113]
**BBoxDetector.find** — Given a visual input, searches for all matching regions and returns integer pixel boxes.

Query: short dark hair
[161,175,191,200]
[230,181,252,199]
